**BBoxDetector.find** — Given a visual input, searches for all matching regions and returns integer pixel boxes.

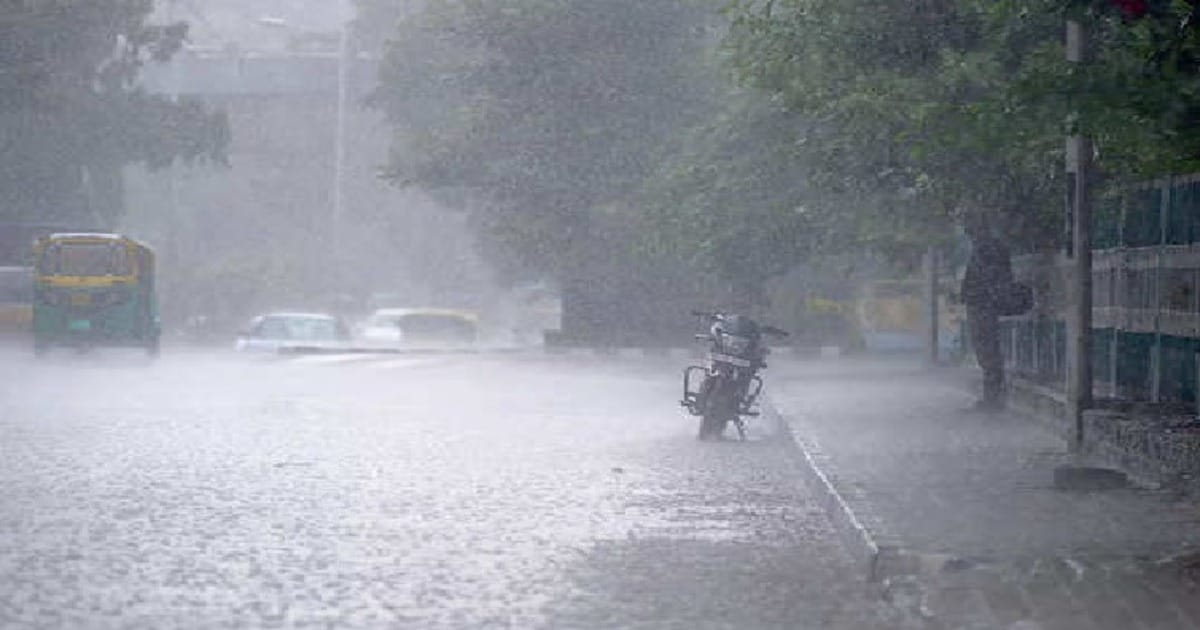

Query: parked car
[358,308,478,348]
[235,312,352,353]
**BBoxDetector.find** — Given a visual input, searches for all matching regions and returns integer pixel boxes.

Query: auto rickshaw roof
[47,232,124,240]
[41,232,152,249]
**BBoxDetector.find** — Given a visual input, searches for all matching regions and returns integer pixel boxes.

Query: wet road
[0,349,897,629]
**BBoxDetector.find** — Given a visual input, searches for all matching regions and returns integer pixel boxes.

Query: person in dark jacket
[961,215,1013,411]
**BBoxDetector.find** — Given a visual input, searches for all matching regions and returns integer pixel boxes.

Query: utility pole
[1065,18,1093,452]
[331,1,350,294]
[165,0,181,271]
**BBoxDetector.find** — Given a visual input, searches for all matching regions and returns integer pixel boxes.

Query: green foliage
[364,0,1200,315]
[371,0,1200,298]
[1059,0,1200,178]
[639,93,868,289]
[938,0,1200,183]
[370,0,715,276]
[720,0,1200,254]
[719,0,1078,258]
[0,1,228,227]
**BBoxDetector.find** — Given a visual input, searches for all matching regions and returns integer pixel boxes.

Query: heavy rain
[2,1,1200,628]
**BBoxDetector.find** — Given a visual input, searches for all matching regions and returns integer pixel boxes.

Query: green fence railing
[1004,175,1200,404]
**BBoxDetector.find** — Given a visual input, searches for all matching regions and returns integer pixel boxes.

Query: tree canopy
[0,0,227,229]
[367,0,1200,325]
[717,0,1200,255]
[1055,0,1200,177]
[369,0,717,278]
[718,1,1065,254]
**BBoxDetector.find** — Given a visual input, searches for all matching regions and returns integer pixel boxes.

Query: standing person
[961,215,1014,411]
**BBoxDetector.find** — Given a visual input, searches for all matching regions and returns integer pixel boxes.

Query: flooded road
[0,349,899,629]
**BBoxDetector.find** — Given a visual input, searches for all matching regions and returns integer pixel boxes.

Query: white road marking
[365,358,442,370]
[288,353,383,365]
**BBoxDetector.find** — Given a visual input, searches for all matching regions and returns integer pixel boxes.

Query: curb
[764,395,973,583]
[762,396,883,580]
[543,346,697,360]
[280,344,849,360]
[278,345,487,356]
[542,345,844,359]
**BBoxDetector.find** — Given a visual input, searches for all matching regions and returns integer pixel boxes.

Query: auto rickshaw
[32,233,160,356]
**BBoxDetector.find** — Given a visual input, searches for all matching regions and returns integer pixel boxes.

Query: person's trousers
[967,303,1004,404]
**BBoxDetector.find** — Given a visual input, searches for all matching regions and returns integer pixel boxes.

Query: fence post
[1151,337,1162,402]
[925,247,939,365]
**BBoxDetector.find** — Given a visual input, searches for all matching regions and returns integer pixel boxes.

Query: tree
[371,0,714,271]
[1033,0,1200,178]
[715,0,1073,404]
[638,93,827,308]
[369,0,722,341]
[0,1,228,229]
[725,0,1068,237]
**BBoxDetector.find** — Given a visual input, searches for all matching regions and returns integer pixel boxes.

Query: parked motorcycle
[681,310,789,440]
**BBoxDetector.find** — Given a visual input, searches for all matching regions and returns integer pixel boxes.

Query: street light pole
[1066,18,1093,452]
[165,0,181,271]
[332,9,349,282]
[258,7,351,297]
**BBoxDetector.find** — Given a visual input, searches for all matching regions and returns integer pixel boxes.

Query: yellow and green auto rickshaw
[32,233,160,356]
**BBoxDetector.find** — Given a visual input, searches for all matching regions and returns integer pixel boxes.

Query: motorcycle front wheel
[697,377,734,440]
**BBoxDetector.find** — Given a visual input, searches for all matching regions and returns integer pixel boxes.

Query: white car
[358,308,478,349]
[235,312,352,353]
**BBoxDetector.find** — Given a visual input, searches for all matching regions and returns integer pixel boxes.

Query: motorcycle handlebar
[690,310,789,336]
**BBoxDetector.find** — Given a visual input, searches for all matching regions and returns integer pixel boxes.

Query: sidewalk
[767,357,1200,629]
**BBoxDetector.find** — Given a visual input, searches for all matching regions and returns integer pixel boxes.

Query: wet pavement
[0,348,900,629]
[768,356,1200,629]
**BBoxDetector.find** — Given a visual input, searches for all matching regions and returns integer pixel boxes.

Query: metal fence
[1001,318,1066,384]
[1002,174,1200,404]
